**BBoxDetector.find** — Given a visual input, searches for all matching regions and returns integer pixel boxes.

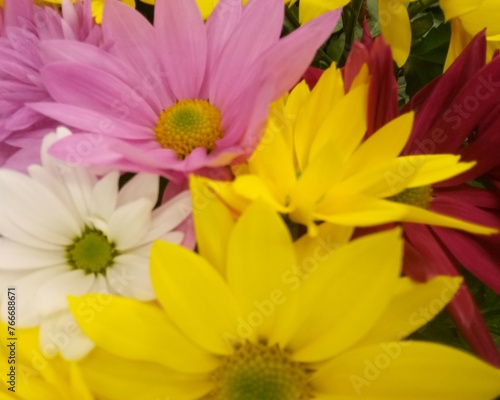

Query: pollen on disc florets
[66,227,118,275]
[154,99,223,159]
[389,185,434,209]
[203,341,314,400]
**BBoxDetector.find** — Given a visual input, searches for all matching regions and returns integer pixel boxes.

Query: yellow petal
[400,203,498,234]
[290,141,345,229]
[150,241,241,355]
[450,0,500,36]
[357,276,463,346]
[299,0,350,23]
[191,176,235,277]
[195,0,218,19]
[315,194,407,226]
[293,222,353,263]
[233,175,291,213]
[69,363,94,400]
[313,341,500,398]
[444,19,476,70]
[379,0,412,67]
[226,202,299,345]
[68,294,216,374]
[79,348,210,400]
[345,112,415,177]
[404,155,475,188]
[294,65,345,170]
[439,0,483,21]
[203,178,250,214]
[310,83,369,162]
[290,228,403,362]
[247,119,297,205]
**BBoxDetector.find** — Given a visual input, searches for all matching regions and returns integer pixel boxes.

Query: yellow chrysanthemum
[68,195,500,400]
[200,63,496,236]
[42,0,136,23]
[440,0,500,69]
[0,323,93,400]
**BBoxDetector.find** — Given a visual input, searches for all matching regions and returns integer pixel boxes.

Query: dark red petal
[433,227,500,293]
[403,223,500,366]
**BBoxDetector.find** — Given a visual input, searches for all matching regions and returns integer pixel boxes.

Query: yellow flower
[68,196,500,399]
[0,323,93,400]
[440,0,500,69]
[42,0,136,23]
[201,63,496,236]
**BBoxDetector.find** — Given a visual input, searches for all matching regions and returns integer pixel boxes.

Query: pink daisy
[0,0,101,171]
[32,0,341,182]
[344,33,500,366]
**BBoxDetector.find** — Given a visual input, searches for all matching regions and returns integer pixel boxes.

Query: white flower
[0,127,192,360]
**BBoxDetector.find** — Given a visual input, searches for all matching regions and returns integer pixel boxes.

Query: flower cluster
[1,0,500,399]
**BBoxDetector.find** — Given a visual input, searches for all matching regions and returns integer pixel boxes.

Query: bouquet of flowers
[1,0,500,399]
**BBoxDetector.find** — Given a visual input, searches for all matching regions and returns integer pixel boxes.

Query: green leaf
[404,21,451,96]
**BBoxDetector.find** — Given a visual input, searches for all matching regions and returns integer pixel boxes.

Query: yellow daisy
[68,196,500,399]
[201,63,496,236]
[0,323,93,399]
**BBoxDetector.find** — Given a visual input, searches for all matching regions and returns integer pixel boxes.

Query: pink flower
[0,0,101,171]
[32,0,341,182]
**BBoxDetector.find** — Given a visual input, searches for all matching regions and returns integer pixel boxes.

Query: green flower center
[66,227,118,275]
[154,99,223,159]
[389,186,433,209]
[204,341,314,400]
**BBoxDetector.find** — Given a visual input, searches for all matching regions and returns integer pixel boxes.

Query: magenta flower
[0,0,101,171]
[32,0,340,182]
[344,33,500,367]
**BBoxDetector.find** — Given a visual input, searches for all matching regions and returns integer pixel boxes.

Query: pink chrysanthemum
[32,0,340,182]
[0,0,102,171]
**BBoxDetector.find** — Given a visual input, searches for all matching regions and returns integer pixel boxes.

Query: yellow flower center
[389,186,433,209]
[154,99,223,159]
[204,341,314,400]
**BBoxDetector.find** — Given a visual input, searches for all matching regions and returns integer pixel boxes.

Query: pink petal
[155,0,207,100]
[102,0,158,76]
[28,102,153,140]
[262,9,341,99]
[208,0,283,103]
[41,62,158,125]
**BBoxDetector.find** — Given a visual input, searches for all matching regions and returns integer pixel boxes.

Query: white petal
[59,167,97,220]
[40,127,73,172]
[90,171,119,221]
[117,173,160,207]
[159,231,185,245]
[28,164,83,224]
[1,265,68,327]
[0,238,65,269]
[0,169,81,244]
[39,310,95,360]
[36,269,96,317]
[138,190,192,245]
[0,213,61,250]
[107,198,153,250]
[107,254,154,301]
[89,273,111,294]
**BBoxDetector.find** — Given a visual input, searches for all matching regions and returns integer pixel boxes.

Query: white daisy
[0,127,193,360]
